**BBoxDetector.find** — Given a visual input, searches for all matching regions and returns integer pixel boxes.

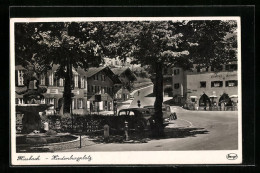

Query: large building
[164,61,238,108]
[15,65,123,115]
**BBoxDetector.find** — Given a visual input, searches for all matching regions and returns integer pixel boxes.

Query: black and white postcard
[10,16,242,165]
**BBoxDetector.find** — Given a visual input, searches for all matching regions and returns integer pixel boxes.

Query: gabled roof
[111,67,137,81]
[84,67,122,84]
[85,67,106,78]
[111,67,129,75]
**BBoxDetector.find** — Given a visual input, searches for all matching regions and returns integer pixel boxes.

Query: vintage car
[117,108,170,131]
[143,105,177,120]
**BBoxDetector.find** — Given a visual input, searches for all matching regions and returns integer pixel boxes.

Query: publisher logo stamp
[226,153,238,160]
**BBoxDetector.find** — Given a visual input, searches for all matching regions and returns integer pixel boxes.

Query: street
[62,85,238,151]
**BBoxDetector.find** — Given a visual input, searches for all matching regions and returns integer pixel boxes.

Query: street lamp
[137,100,141,108]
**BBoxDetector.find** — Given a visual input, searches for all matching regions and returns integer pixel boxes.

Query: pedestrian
[138,90,140,96]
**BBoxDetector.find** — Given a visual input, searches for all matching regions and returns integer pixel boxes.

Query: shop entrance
[199,93,211,107]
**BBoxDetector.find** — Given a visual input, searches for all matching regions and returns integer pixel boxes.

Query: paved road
[62,104,238,151]
[129,85,172,108]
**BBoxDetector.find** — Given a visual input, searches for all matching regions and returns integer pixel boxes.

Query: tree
[15,22,111,113]
[107,20,237,137]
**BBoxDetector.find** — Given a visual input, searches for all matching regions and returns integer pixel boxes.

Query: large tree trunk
[153,62,164,137]
[63,58,72,114]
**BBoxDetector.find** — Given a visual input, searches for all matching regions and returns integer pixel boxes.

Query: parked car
[117,108,170,131]
[117,108,151,131]
[143,105,177,120]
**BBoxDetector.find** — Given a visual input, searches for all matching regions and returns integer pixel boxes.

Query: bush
[45,129,57,135]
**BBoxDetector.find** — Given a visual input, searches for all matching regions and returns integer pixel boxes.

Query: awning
[190,96,197,98]
[230,95,238,98]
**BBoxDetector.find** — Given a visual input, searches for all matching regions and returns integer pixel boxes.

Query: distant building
[111,67,137,102]
[15,65,122,115]
[164,61,238,107]
[84,67,122,112]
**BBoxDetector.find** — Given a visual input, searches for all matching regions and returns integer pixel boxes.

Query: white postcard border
[10,17,242,165]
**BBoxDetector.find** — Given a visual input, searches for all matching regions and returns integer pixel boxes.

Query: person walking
[138,90,140,96]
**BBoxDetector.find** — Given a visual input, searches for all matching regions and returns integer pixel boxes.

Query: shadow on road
[145,93,155,97]
[163,127,209,139]
[87,127,209,144]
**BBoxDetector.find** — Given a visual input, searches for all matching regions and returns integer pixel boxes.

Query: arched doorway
[219,93,231,106]
[199,93,211,107]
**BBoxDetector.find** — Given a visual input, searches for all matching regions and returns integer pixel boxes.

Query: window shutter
[54,75,57,86]
[45,73,49,86]
[15,70,18,86]
[211,82,214,87]
[72,99,75,109]
[77,75,80,88]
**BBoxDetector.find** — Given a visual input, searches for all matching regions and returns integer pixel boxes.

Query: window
[119,110,126,116]
[101,87,105,94]
[211,81,223,87]
[200,81,206,88]
[59,78,64,87]
[40,74,45,85]
[17,70,24,86]
[129,111,135,116]
[49,72,54,86]
[46,98,56,109]
[72,99,76,109]
[88,85,90,92]
[174,69,180,75]
[16,98,24,104]
[94,74,99,81]
[77,99,83,109]
[226,80,238,87]
[46,98,54,105]
[101,75,105,81]
[174,83,180,89]
[97,86,101,93]
[74,75,78,88]
[91,85,94,93]
[191,98,196,102]
[40,99,45,104]
[80,77,84,88]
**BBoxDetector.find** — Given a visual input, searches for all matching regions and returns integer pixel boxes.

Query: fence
[16,114,137,134]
